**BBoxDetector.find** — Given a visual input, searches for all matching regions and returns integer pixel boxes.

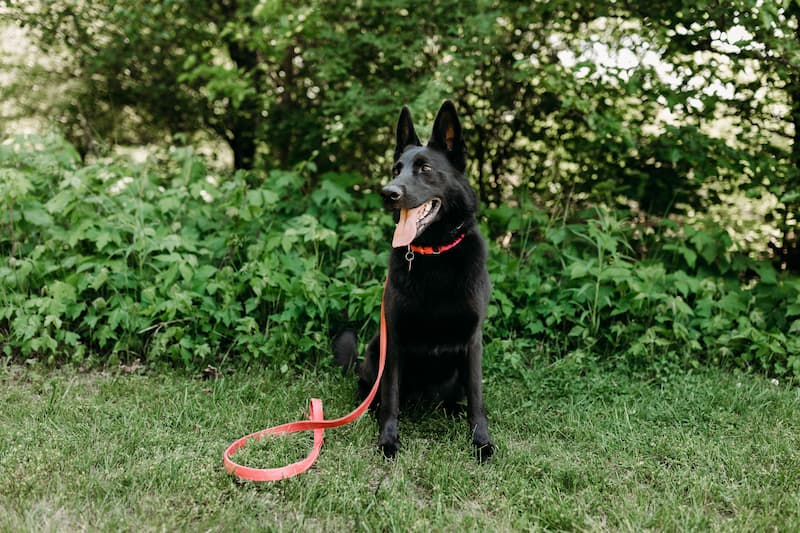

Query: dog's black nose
[381,184,404,204]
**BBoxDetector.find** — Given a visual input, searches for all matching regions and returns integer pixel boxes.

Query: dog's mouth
[392,198,442,248]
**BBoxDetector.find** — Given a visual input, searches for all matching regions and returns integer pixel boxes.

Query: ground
[1,361,799,531]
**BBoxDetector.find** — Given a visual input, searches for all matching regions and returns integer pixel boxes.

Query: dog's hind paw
[443,402,466,418]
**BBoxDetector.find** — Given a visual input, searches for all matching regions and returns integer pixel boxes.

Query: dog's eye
[419,163,432,173]
[392,165,401,176]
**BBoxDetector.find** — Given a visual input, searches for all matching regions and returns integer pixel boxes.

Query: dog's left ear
[429,100,466,172]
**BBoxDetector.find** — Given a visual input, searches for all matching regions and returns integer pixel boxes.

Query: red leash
[223,279,387,481]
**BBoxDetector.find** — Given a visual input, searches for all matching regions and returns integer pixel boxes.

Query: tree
[623,0,800,267]
[7,1,262,167]
[5,0,799,267]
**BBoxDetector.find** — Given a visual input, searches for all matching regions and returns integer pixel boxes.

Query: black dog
[335,100,493,462]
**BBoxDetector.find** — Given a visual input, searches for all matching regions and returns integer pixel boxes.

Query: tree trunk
[775,5,800,271]
[224,15,260,170]
[230,125,256,170]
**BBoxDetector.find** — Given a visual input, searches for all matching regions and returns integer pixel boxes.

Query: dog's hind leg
[333,330,358,373]
[351,334,383,406]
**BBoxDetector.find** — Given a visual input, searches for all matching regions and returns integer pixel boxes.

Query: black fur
[334,100,494,462]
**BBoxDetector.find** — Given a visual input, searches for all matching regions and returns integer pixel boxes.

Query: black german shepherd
[334,100,494,462]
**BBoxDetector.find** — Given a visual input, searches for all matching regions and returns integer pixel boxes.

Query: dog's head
[383,100,476,248]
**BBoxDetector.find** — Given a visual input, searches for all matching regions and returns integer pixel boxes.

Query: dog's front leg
[464,331,494,462]
[377,343,401,458]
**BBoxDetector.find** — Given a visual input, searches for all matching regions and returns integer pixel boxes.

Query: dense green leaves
[0,135,387,369]
[1,137,796,378]
[6,1,797,231]
[2,2,799,376]
[485,204,799,380]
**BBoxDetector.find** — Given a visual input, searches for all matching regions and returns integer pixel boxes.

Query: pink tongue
[392,205,426,248]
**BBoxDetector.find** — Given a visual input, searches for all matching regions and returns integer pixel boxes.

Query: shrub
[1,135,796,378]
[0,135,386,370]
[485,205,800,380]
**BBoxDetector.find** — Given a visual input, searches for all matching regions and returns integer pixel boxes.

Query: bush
[0,135,387,370]
[1,135,797,378]
[485,206,800,380]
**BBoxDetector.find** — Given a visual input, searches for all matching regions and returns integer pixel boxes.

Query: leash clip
[405,247,415,271]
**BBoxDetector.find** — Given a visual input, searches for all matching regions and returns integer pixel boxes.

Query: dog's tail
[333,330,358,373]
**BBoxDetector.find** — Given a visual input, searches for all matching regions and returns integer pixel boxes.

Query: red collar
[404,228,467,271]
[409,232,466,255]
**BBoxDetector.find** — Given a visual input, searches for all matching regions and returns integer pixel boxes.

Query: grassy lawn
[1,360,799,531]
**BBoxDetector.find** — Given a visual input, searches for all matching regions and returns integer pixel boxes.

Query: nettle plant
[1,135,797,378]
[484,205,800,380]
[0,135,387,370]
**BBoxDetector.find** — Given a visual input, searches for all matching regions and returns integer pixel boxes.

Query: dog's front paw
[471,420,494,463]
[378,423,400,459]
[378,436,400,459]
[473,438,494,463]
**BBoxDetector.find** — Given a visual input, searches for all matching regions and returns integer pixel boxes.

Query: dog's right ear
[394,106,421,162]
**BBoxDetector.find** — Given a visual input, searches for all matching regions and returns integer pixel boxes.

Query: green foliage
[5,2,794,216]
[1,136,796,379]
[485,203,800,380]
[0,135,387,369]
[6,1,800,266]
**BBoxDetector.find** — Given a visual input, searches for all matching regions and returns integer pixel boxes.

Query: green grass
[1,360,799,531]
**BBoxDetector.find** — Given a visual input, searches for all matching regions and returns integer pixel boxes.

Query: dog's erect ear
[428,100,466,172]
[394,106,421,162]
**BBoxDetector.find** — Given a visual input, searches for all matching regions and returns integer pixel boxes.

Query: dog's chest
[392,292,479,351]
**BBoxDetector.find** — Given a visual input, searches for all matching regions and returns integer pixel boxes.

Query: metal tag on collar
[405,247,415,271]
